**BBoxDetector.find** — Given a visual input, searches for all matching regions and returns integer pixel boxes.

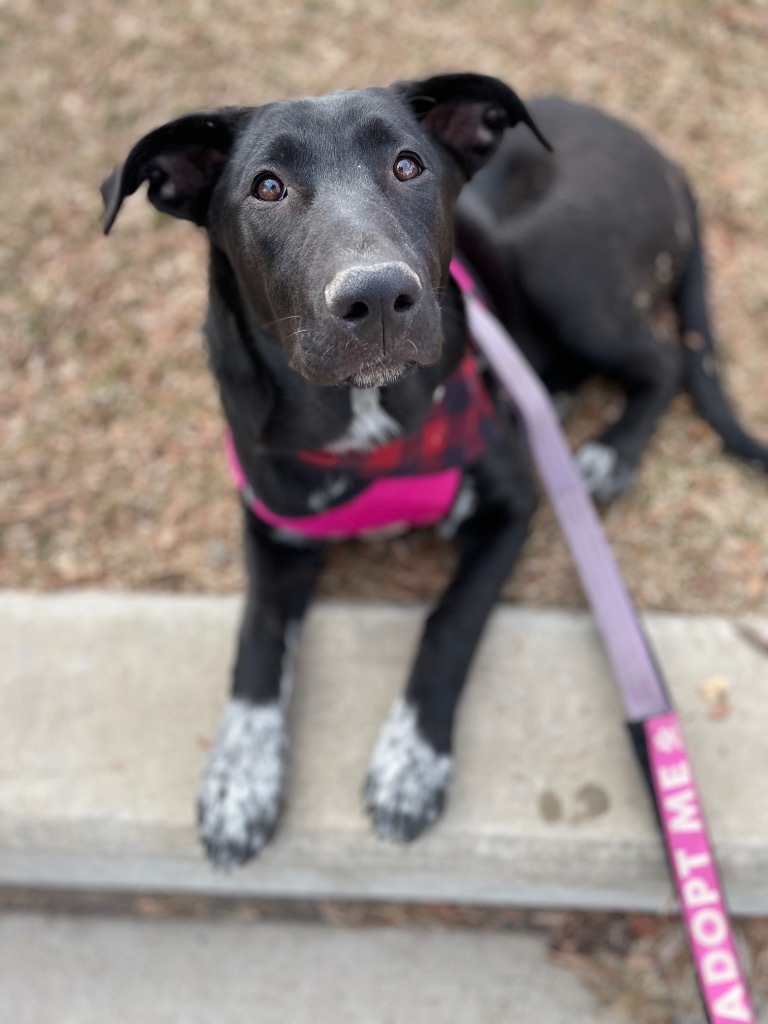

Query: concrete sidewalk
[1,590,766,911]
[0,911,629,1024]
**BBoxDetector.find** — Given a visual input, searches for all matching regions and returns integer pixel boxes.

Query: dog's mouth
[343,361,417,389]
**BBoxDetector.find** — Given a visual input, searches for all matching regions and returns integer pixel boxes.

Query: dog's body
[456,95,768,500]
[103,74,767,868]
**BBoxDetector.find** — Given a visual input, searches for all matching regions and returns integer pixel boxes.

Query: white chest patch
[325,388,402,454]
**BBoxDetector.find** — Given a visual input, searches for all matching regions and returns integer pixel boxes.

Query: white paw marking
[325,388,401,453]
[364,699,452,842]
[575,442,619,495]
[198,699,287,867]
[575,441,635,502]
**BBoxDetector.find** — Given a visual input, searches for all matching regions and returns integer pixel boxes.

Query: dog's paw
[575,442,634,502]
[197,699,287,868]
[364,699,452,843]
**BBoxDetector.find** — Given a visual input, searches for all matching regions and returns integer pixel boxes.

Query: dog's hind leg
[197,511,323,867]
[365,442,536,842]
[575,327,683,502]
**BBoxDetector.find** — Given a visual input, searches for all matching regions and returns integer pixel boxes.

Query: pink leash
[452,259,755,1024]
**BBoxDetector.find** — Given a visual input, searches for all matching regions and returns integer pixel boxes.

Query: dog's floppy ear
[396,72,551,178]
[101,107,250,234]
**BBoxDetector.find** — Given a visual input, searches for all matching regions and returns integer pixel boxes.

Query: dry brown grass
[2,0,767,615]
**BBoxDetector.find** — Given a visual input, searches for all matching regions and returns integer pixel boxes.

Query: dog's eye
[393,152,423,182]
[252,174,287,202]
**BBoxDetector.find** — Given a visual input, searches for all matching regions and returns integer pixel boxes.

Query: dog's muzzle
[288,261,441,387]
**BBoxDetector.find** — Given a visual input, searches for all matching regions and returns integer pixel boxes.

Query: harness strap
[452,258,755,1024]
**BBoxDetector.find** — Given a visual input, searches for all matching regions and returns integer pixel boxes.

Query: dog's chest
[296,352,498,480]
[229,349,500,540]
[324,388,403,454]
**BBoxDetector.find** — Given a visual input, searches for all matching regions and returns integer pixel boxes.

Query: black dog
[102,73,766,868]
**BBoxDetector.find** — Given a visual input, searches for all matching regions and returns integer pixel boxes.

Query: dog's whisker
[286,326,310,344]
[261,314,303,333]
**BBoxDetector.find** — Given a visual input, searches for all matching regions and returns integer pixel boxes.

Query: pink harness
[226,430,462,540]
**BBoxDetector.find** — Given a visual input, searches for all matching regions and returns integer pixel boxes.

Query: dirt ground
[2,1,768,1021]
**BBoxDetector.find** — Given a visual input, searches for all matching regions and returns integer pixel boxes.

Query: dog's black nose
[325,262,422,329]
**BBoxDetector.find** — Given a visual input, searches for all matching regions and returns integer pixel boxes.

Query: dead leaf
[698,674,732,719]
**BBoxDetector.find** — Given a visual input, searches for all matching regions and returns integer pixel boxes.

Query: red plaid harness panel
[297,350,500,478]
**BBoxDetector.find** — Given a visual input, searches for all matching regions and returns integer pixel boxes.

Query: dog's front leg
[365,455,536,842]
[198,510,323,868]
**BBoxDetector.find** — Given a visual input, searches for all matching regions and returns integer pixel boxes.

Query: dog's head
[102,73,548,388]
